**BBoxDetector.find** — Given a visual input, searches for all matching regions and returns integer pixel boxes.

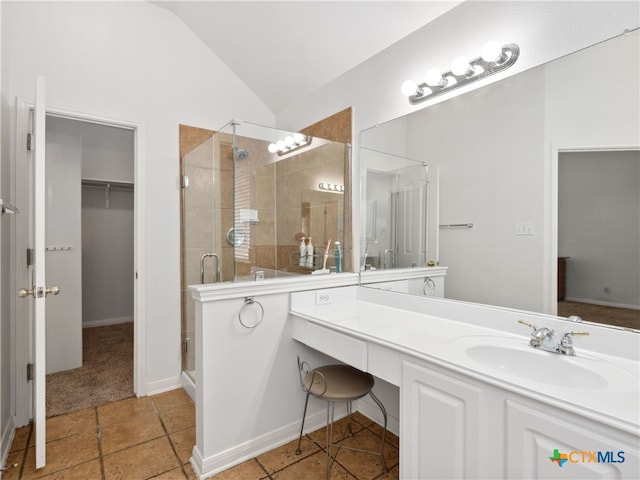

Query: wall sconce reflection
[318,183,344,193]
[267,133,311,155]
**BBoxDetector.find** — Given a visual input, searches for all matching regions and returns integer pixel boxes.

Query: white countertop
[290,287,639,435]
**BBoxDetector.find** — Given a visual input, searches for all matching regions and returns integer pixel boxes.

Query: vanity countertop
[290,286,639,435]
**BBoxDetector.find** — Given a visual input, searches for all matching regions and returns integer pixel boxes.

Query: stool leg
[295,388,312,455]
[326,401,336,480]
[346,401,354,437]
[369,390,388,473]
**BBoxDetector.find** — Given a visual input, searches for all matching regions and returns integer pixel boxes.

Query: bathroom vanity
[290,286,639,479]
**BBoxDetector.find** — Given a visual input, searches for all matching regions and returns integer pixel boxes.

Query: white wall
[2,1,273,396]
[80,122,134,183]
[82,187,134,326]
[559,151,640,308]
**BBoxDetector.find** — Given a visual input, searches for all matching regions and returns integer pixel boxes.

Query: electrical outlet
[315,291,332,305]
[515,222,534,236]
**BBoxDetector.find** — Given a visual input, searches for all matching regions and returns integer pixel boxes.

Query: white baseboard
[1,416,15,475]
[357,396,400,437]
[146,375,182,396]
[192,406,345,480]
[82,316,134,328]
[181,371,195,403]
[564,297,640,310]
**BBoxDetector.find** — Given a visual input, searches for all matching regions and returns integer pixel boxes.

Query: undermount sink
[453,335,638,390]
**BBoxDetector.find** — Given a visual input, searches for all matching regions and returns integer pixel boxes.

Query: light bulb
[284,136,294,147]
[451,56,472,76]
[401,80,418,97]
[293,132,305,143]
[425,68,445,87]
[267,143,278,153]
[276,140,286,151]
[481,41,504,63]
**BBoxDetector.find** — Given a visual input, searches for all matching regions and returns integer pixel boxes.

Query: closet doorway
[44,115,135,416]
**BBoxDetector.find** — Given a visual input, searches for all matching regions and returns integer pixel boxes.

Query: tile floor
[4,389,399,479]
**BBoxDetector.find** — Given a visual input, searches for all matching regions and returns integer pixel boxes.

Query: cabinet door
[506,399,639,479]
[401,360,484,479]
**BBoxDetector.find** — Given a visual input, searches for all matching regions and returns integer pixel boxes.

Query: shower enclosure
[362,149,429,270]
[180,120,351,381]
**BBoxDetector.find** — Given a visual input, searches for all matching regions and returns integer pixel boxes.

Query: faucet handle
[518,320,535,329]
[560,330,589,346]
[562,330,590,339]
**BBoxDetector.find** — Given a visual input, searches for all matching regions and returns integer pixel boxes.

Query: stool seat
[296,356,388,479]
[304,364,374,401]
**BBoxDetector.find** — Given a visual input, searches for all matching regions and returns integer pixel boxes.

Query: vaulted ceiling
[154,1,463,113]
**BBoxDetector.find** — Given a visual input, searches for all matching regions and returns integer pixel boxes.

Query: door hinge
[183,338,190,354]
[27,363,34,381]
[181,175,189,189]
[27,133,32,151]
[26,249,34,267]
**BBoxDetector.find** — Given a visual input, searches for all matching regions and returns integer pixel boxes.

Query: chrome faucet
[518,320,589,356]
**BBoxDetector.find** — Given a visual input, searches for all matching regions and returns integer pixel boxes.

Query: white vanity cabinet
[401,357,639,480]
[401,359,485,479]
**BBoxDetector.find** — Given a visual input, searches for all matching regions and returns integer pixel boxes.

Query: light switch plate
[515,222,534,235]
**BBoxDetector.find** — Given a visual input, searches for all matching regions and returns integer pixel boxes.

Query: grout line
[152,398,190,479]
[252,457,274,480]
[95,407,107,480]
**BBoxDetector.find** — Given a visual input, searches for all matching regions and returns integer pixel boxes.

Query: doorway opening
[556,148,639,330]
[43,115,136,416]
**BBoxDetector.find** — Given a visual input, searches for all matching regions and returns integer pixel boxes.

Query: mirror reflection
[360,30,639,330]
[361,150,429,270]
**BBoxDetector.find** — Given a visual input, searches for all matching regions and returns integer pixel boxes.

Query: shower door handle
[383,249,395,269]
[200,253,220,284]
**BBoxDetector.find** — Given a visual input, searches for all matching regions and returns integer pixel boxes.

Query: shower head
[235,148,250,160]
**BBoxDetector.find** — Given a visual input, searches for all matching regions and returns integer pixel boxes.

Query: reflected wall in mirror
[360,30,639,330]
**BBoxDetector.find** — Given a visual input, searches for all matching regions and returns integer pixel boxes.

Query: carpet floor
[46,322,134,418]
[558,301,639,330]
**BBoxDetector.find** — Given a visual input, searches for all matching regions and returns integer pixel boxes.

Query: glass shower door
[180,133,219,380]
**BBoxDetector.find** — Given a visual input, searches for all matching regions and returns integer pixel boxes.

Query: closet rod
[81,179,134,191]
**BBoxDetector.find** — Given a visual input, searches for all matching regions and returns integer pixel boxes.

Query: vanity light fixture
[318,183,344,193]
[267,132,311,155]
[401,41,520,105]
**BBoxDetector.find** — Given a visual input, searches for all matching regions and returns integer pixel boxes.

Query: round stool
[295,357,388,479]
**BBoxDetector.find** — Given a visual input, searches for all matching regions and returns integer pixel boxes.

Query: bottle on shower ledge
[299,237,306,267]
[305,237,314,268]
[334,241,342,273]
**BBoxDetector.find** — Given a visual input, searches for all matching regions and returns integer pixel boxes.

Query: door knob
[45,286,60,296]
[18,288,34,298]
[17,286,60,298]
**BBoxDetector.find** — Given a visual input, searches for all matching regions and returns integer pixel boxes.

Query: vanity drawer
[368,343,401,386]
[306,322,368,371]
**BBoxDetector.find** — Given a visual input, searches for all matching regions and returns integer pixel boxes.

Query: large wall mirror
[360,30,639,330]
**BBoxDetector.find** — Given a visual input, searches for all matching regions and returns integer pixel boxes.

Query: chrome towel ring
[422,277,436,296]
[239,297,264,329]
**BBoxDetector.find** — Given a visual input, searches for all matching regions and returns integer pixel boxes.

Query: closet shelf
[81,179,134,191]
[82,179,134,208]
